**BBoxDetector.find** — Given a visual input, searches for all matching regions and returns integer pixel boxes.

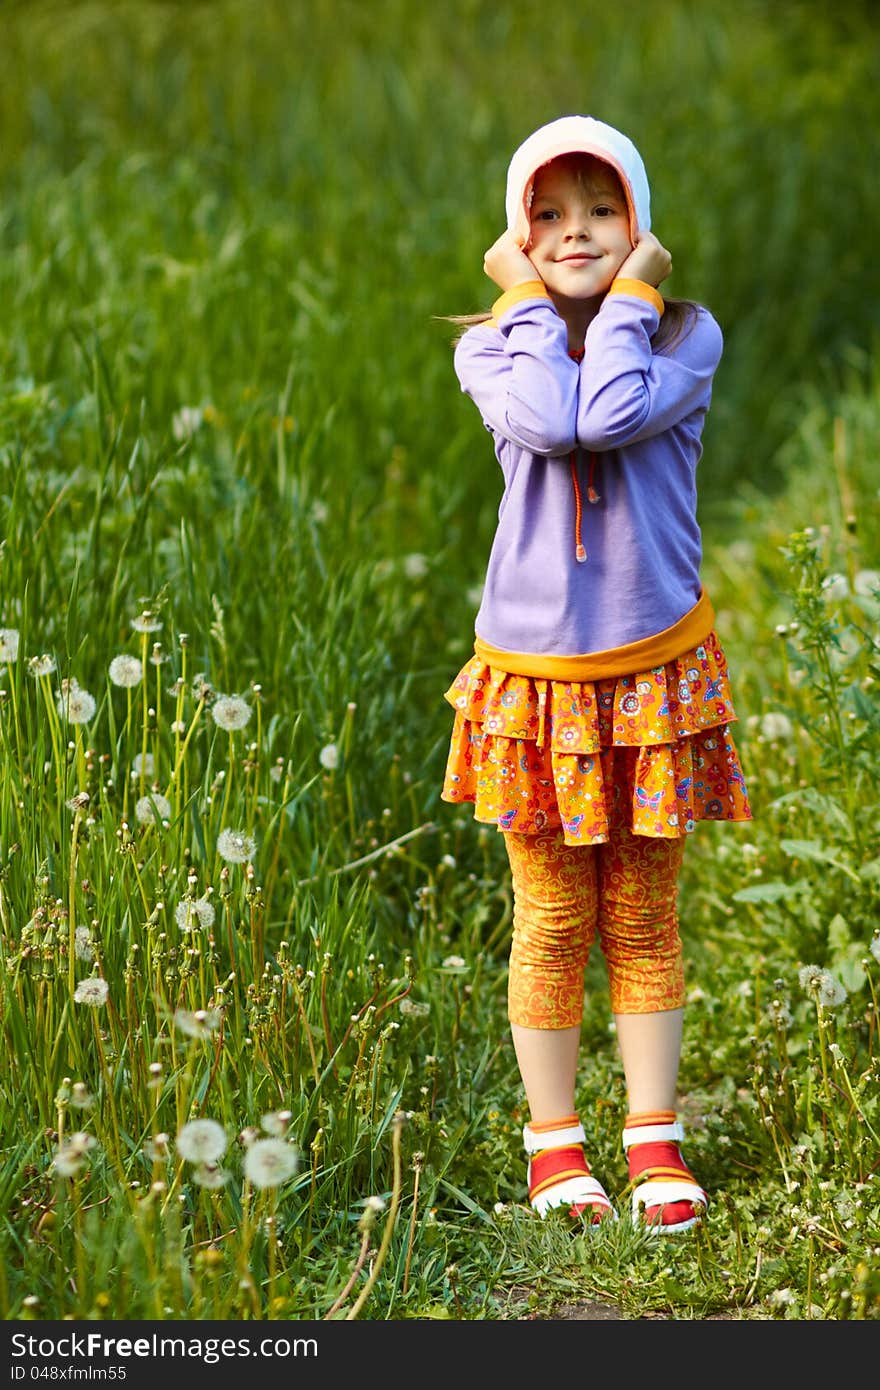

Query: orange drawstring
[569,450,599,563]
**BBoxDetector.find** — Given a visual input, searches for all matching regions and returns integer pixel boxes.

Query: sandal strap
[632,1179,708,1216]
[531,1175,614,1218]
[523,1120,586,1153]
[622,1121,684,1149]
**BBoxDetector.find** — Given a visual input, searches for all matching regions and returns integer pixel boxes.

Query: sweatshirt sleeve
[453,282,579,456]
[576,281,723,452]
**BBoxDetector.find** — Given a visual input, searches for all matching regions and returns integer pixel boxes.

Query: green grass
[0,0,878,1322]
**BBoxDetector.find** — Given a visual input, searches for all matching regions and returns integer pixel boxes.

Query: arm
[454,289,580,456]
[576,284,723,451]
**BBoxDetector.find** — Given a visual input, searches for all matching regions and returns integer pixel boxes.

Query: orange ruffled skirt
[441,631,752,846]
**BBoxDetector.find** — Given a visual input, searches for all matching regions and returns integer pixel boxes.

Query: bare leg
[509,1023,580,1123]
[613,1007,683,1112]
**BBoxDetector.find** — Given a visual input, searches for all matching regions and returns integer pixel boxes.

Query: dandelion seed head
[131,753,155,780]
[74,927,95,962]
[442,955,466,970]
[798,964,824,993]
[403,552,428,580]
[135,793,172,825]
[193,1162,229,1189]
[260,1110,292,1137]
[319,743,339,770]
[57,685,97,725]
[174,897,215,932]
[818,971,848,1010]
[0,628,20,662]
[172,406,203,442]
[243,1137,298,1189]
[759,711,793,742]
[191,673,215,702]
[108,654,143,688]
[399,998,430,1017]
[853,569,879,598]
[217,828,256,864]
[70,1083,94,1110]
[172,1008,221,1040]
[130,611,162,634]
[869,936,880,965]
[176,1118,228,1164]
[28,653,56,677]
[73,977,109,1007]
[211,695,252,731]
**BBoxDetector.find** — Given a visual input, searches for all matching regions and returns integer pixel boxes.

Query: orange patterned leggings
[504,824,686,1027]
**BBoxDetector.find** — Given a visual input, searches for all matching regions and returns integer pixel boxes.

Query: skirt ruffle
[440,631,752,846]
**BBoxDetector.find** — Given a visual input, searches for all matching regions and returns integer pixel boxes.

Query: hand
[616,231,673,288]
[483,230,541,292]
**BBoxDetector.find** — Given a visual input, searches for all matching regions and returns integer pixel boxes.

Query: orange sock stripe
[529,1114,580,1133]
[624,1110,676,1127]
[631,1166,695,1183]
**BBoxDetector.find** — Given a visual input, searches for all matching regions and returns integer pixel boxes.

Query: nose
[563,212,590,240]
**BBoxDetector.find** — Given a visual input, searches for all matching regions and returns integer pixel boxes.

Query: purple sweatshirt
[454,279,722,658]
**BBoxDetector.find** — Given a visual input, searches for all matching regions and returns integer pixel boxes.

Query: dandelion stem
[345,1112,405,1320]
[296,822,436,886]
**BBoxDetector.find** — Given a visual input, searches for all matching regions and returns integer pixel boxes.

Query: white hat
[505,115,651,247]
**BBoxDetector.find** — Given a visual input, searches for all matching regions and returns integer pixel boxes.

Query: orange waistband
[473,591,715,681]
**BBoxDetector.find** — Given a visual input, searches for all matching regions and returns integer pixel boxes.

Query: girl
[440,115,752,1233]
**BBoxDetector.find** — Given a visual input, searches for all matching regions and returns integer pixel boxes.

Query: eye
[593,205,621,218]
[534,208,559,221]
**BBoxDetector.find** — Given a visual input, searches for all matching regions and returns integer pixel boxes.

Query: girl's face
[525,155,633,304]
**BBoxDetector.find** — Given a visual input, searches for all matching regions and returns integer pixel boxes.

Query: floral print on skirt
[441,630,752,846]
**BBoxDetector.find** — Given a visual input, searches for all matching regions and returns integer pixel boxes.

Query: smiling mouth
[558,253,600,262]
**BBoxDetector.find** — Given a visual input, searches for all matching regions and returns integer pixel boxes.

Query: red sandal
[623,1111,708,1234]
[524,1115,616,1224]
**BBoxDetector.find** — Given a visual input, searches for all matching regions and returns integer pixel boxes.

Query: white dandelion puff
[853,569,879,598]
[69,1083,94,1110]
[260,1110,293,1138]
[821,573,849,600]
[399,999,430,1017]
[28,653,56,677]
[175,896,215,932]
[217,828,256,864]
[143,1135,170,1163]
[135,793,172,825]
[442,955,467,970]
[870,936,880,965]
[131,752,155,781]
[817,971,848,1010]
[211,695,252,731]
[172,406,203,442]
[176,1118,228,1164]
[57,683,97,726]
[191,672,215,702]
[73,977,109,1007]
[74,927,95,962]
[193,1162,229,1189]
[319,743,339,770]
[403,552,428,580]
[242,1137,298,1189]
[0,628,20,662]
[108,654,143,688]
[759,712,793,742]
[52,1133,99,1177]
[131,612,162,634]
[172,1008,221,1040]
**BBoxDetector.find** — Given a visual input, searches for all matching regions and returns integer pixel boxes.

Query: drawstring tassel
[569,452,587,563]
[587,452,600,504]
[570,451,599,563]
